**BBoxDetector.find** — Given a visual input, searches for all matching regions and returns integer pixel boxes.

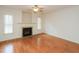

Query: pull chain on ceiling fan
[32,5,43,17]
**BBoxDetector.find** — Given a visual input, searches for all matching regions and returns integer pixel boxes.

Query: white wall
[43,6,79,43]
[0,7,22,41]
[22,12,32,24]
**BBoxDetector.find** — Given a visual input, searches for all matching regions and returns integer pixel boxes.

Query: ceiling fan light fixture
[33,5,39,12]
[33,8,39,12]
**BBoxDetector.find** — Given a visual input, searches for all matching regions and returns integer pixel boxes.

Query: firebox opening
[22,27,32,37]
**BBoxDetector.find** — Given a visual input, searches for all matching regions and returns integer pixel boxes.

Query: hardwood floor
[0,33,79,53]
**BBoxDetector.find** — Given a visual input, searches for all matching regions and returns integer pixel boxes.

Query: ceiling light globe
[33,8,39,12]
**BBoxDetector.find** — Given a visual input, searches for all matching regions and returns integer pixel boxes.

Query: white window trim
[37,17,41,30]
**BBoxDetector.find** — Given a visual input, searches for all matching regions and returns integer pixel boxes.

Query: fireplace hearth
[22,27,32,37]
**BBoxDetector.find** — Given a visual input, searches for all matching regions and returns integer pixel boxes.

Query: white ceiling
[0,5,73,13]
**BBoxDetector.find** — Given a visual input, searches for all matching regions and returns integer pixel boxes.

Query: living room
[0,5,79,53]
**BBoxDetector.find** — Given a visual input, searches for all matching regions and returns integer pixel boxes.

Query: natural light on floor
[3,44,13,53]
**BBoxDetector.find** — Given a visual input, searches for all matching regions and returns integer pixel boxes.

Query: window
[4,15,13,34]
[37,17,41,30]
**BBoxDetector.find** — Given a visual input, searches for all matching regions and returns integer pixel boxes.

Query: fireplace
[22,27,32,37]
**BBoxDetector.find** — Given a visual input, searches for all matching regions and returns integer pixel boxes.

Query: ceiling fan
[32,5,43,13]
